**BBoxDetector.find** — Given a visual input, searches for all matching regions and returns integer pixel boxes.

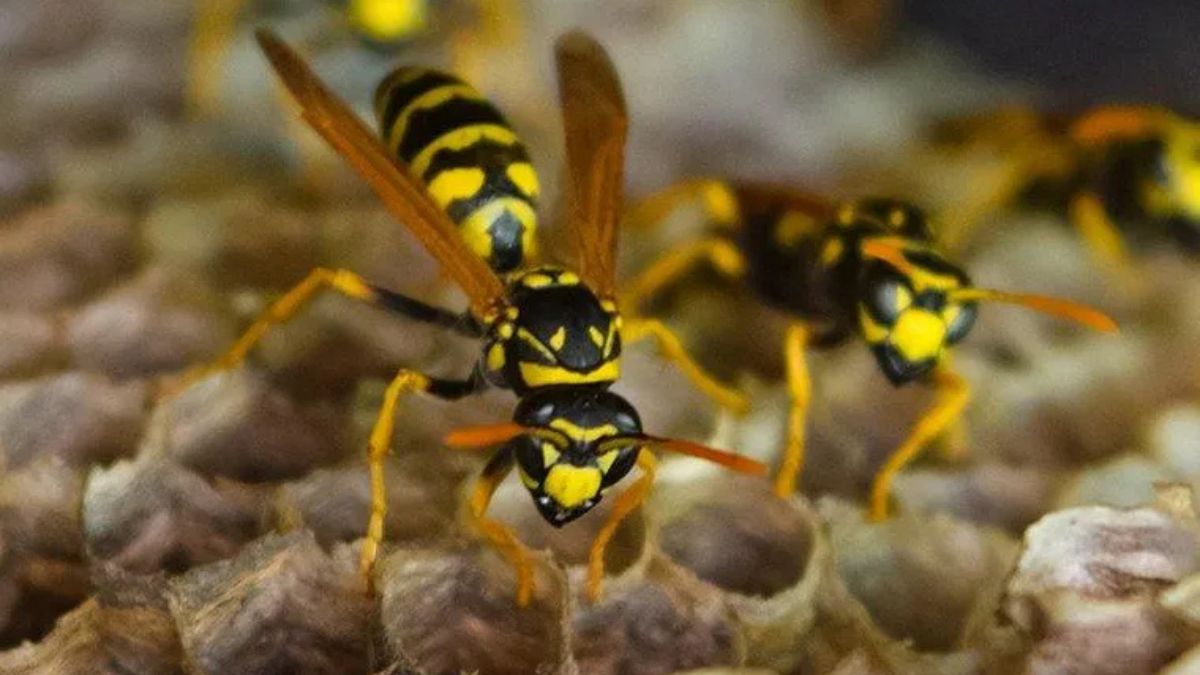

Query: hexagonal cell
[377,541,569,675]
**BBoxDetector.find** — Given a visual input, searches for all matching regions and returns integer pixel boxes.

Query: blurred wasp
[929,106,1200,265]
[172,29,761,606]
[622,181,1117,519]
[187,0,526,117]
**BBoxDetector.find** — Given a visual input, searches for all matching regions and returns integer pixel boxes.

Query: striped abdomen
[375,67,539,273]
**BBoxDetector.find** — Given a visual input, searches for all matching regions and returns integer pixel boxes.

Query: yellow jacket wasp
[170,29,763,606]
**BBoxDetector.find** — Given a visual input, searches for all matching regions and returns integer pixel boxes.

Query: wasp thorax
[856,249,977,385]
[506,388,643,527]
[481,267,622,394]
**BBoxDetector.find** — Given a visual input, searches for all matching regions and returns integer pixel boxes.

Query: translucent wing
[555,30,628,299]
[255,29,507,319]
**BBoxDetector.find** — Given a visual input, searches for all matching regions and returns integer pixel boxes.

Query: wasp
[187,0,526,117]
[171,29,762,606]
[929,106,1200,264]
[621,180,1117,520]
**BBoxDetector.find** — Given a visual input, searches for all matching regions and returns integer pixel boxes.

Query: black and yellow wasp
[622,180,1117,519]
[930,105,1200,264]
[172,29,763,606]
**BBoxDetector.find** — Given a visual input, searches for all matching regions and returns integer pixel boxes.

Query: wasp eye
[865,279,911,324]
[945,303,978,344]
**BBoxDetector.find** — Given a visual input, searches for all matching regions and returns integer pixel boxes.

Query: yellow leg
[774,323,811,497]
[1069,192,1132,270]
[586,450,657,602]
[625,178,739,233]
[186,0,248,117]
[868,368,970,521]
[619,237,745,316]
[622,318,748,414]
[163,267,376,397]
[467,453,536,607]
[360,369,433,591]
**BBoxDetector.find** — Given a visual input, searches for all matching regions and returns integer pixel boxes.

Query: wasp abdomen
[375,67,540,272]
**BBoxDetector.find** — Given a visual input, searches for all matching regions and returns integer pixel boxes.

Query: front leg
[586,449,657,602]
[360,368,486,592]
[868,368,970,521]
[464,449,537,607]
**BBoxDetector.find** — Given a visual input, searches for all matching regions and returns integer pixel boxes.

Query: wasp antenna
[950,288,1119,333]
[645,436,767,476]
[860,237,918,276]
[444,423,529,448]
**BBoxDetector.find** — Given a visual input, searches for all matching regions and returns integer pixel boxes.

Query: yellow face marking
[541,442,561,468]
[1163,122,1200,220]
[486,343,506,372]
[774,211,818,248]
[858,307,889,344]
[549,419,620,443]
[588,326,605,348]
[596,450,620,474]
[425,167,486,209]
[518,358,621,388]
[543,465,602,509]
[349,0,428,43]
[411,125,519,176]
[890,309,947,363]
[506,163,540,199]
[549,326,567,351]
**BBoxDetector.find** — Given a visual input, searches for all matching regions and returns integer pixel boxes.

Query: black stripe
[375,69,464,139]
[421,138,532,185]
[398,97,512,161]
[443,167,535,223]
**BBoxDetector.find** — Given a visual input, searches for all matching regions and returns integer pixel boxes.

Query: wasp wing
[555,30,628,300]
[255,29,507,319]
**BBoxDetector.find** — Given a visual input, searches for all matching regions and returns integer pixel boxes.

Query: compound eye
[944,302,978,344]
[598,444,640,488]
[513,437,550,484]
[865,278,911,325]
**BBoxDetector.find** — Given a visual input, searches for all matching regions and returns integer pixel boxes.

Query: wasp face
[1160,120,1200,223]
[857,250,977,385]
[482,267,622,394]
[506,387,643,527]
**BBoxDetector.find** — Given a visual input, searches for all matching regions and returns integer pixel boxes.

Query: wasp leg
[774,322,811,497]
[622,318,748,414]
[586,449,657,603]
[187,0,248,117]
[361,369,485,592]
[1069,192,1132,271]
[625,178,739,233]
[620,237,745,316]
[868,368,970,521]
[465,448,536,607]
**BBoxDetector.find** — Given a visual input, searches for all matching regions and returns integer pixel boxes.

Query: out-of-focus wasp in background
[621,180,1117,520]
[168,28,762,607]
[926,106,1200,268]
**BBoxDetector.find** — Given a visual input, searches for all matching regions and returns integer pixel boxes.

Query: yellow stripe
[386,84,484,153]
[548,419,620,443]
[505,162,540,199]
[518,359,620,389]
[424,167,486,209]
[411,125,519,177]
